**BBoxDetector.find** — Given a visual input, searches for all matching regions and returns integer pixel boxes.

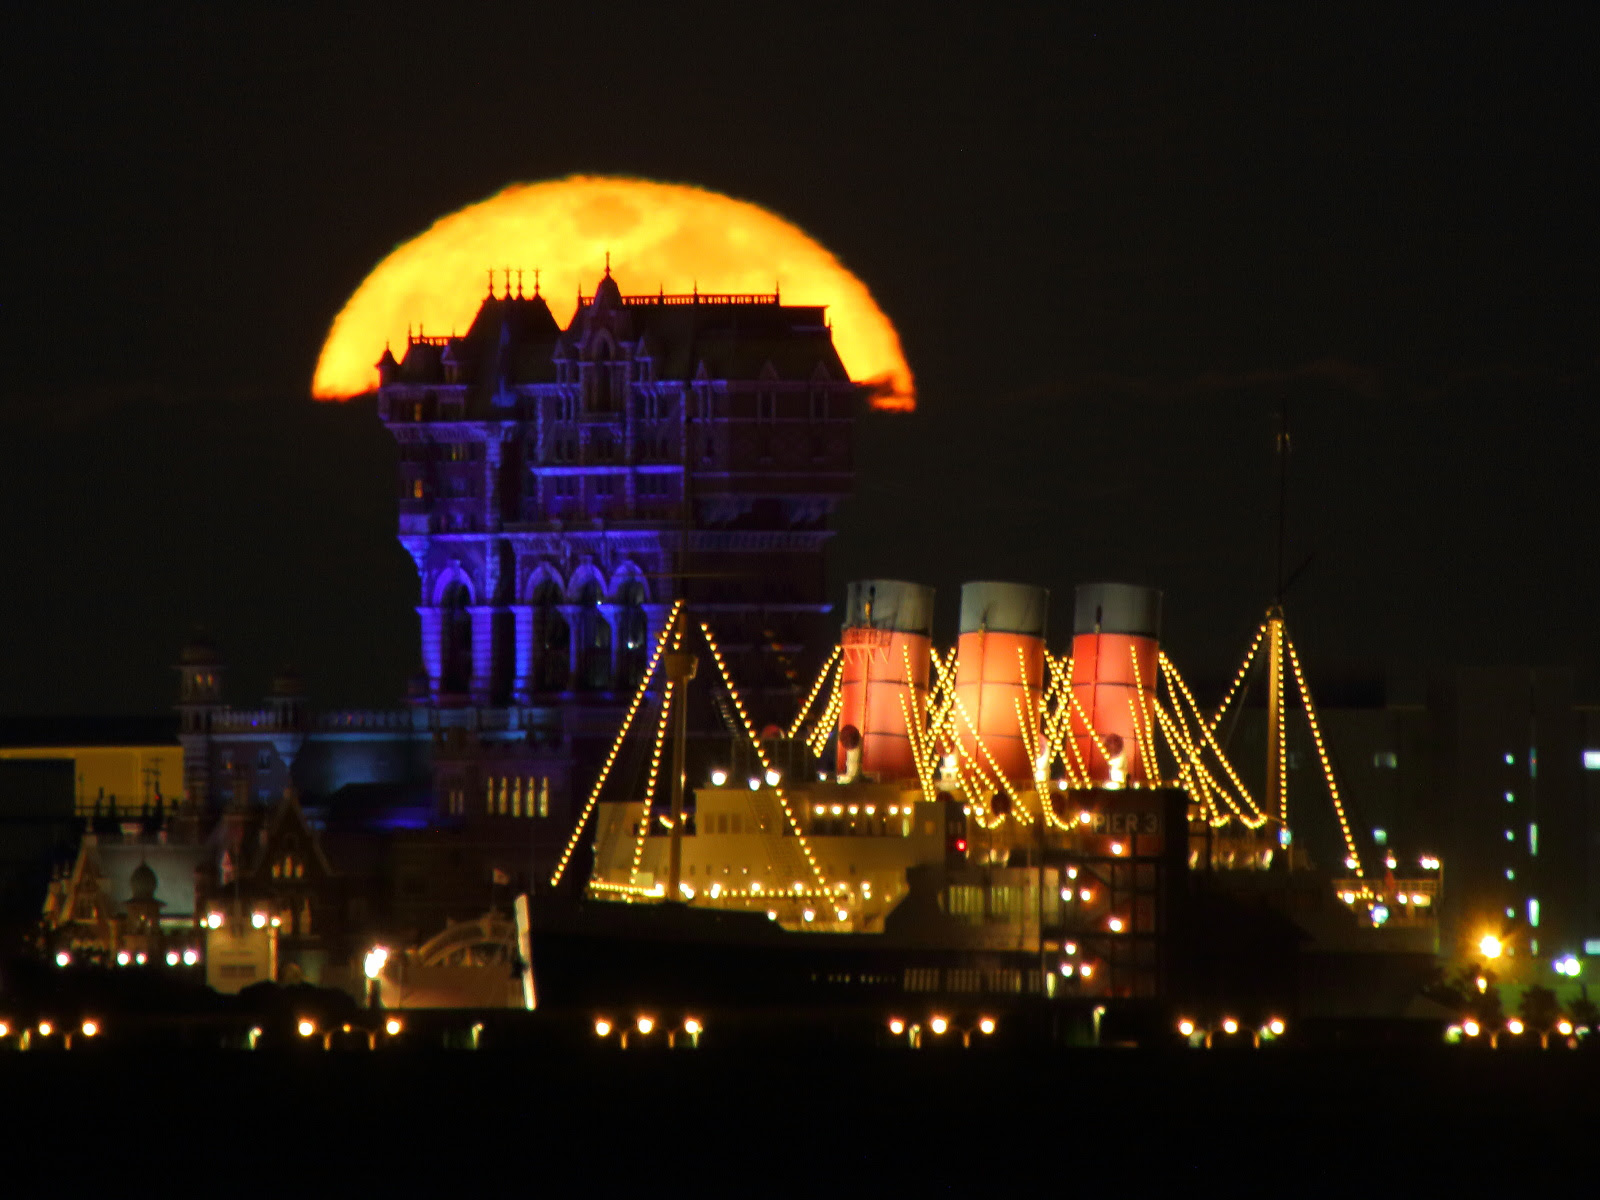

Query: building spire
[486,268,495,298]
[604,250,611,277]
[532,268,541,298]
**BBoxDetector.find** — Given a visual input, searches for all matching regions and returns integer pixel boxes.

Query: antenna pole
[1275,398,1290,602]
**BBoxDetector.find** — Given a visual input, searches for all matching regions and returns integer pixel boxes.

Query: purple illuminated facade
[376,269,862,726]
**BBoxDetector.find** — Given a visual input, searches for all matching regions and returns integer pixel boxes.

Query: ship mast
[1266,400,1290,841]
[663,613,696,901]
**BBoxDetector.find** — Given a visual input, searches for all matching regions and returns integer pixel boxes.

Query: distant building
[1233,667,1600,966]
[375,269,860,719]
[17,267,874,988]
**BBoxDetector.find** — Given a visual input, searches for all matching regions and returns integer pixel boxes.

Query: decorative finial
[604,250,611,277]
[486,268,494,297]
[516,269,524,298]
[775,279,781,303]
[502,266,511,296]
[533,268,541,297]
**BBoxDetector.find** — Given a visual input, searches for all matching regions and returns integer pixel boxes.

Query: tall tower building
[376,269,864,726]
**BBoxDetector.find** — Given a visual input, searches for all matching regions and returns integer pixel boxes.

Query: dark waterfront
[8,1045,1592,1183]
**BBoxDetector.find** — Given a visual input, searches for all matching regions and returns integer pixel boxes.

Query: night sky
[3,5,1596,715]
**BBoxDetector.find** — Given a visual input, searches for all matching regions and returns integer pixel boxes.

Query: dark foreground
[6,1044,1595,1185]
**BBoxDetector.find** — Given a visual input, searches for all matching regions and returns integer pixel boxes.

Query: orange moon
[312,176,914,411]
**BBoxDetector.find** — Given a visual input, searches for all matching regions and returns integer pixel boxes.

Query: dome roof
[129,860,157,901]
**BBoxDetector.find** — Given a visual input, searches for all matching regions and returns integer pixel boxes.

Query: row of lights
[56,949,201,968]
[551,600,685,888]
[203,910,283,930]
[593,1014,702,1046]
[0,1019,99,1041]
[887,1014,997,1046]
[1451,1017,1588,1042]
[1177,1016,1286,1043]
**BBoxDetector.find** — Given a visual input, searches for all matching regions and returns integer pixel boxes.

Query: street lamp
[1479,934,1504,960]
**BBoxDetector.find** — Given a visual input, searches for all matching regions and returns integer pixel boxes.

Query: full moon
[312,176,914,411]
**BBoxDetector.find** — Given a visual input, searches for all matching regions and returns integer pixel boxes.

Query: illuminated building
[375,267,860,715]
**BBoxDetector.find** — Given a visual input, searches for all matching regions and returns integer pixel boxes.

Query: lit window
[1529,898,1540,928]
[1505,753,1515,766]
[1372,828,1387,846]
[1505,829,1514,842]
[1585,750,1600,771]
[1529,823,1538,857]
[1505,791,1515,803]
[1506,869,1515,881]
[1373,751,1398,769]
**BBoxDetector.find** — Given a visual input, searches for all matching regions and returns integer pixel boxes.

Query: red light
[954,839,967,852]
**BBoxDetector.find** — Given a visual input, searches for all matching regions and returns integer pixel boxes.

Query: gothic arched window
[577,582,613,692]
[441,582,472,696]
[592,343,613,413]
[618,580,648,689]
[533,580,569,693]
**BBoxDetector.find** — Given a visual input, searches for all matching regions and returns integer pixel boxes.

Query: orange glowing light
[313,176,914,411]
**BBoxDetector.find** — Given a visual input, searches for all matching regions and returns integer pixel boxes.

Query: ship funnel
[954,582,1049,783]
[1069,582,1162,787]
[836,580,935,782]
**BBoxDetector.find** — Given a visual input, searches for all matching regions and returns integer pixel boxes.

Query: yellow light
[38,1021,53,1037]
[206,912,223,930]
[385,1018,403,1036]
[929,1015,949,1035]
[1080,963,1094,979]
[594,1018,612,1038]
[1463,1019,1481,1037]
[802,909,815,922]
[978,1017,996,1035]
[0,1022,8,1038]
[1269,1018,1286,1036]
[1110,842,1124,856]
[251,912,267,929]
[1558,1020,1574,1036]
[1476,976,1488,994]
[1079,888,1093,902]
[1507,1018,1525,1035]
[636,1016,654,1035]
[684,1017,703,1036]
[297,1019,315,1038]
[888,1017,905,1035]
[363,946,389,980]
[80,1020,98,1038]
[1178,1019,1195,1037]
[1479,934,1504,960]
[711,769,728,786]
[1107,916,1125,933]
[1222,1017,1239,1034]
